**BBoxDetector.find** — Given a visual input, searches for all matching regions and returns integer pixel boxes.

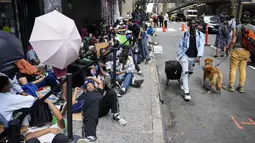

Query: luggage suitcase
[165,60,182,85]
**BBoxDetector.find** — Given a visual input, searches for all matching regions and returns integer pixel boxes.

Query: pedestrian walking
[176,19,205,101]
[214,14,229,58]
[159,14,164,27]
[227,15,236,46]
[223,11,255,93]
[164,13,169,29]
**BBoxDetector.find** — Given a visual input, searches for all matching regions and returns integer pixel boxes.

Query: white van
[184,9,198,20]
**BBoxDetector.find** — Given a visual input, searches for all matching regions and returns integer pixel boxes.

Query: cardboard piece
[95,42,109,57]
[72,113,82,121]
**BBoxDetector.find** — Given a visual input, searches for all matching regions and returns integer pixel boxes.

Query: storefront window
[0,0,16,35]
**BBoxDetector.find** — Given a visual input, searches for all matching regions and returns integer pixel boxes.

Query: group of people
[0,17,153,142]
[149,13,169,29]
[177,11,255,101]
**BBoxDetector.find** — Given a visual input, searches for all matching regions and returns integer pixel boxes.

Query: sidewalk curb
[148,35,168,143]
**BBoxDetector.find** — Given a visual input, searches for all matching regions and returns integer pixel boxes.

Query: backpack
[241,25,255,51]
[22,83,38,97]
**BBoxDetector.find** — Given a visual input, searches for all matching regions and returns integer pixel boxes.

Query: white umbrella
[29,10,81,69]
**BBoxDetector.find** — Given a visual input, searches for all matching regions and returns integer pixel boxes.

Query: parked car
[203,15,220,33]
[175,13,186,22]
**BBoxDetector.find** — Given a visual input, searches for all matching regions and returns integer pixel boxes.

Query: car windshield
[188,12,197,15]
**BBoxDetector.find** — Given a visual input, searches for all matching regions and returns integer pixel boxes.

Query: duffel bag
[165,60,182,80]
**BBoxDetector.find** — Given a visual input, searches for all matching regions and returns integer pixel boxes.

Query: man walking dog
[177,19,205,101]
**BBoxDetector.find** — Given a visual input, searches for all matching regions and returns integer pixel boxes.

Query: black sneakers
[131,80,144,88]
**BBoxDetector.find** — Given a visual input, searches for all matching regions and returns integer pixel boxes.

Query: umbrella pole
[112,47,118,88]
[66,73,82,143]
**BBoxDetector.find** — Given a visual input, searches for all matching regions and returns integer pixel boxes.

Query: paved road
[153,23,255,143]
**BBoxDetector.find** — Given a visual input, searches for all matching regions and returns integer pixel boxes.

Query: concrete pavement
[153,22,255,143]
[72,52,165,142]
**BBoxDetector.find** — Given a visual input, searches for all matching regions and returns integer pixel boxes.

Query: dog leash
[214,55,229,67]
[183,56,229,74]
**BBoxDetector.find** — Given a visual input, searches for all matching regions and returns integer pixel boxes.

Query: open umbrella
[0,30,24,72]
[29,10,81,70]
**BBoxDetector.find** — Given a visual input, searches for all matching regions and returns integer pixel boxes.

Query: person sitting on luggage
[72,77,127,142]
[176,19,205,101]
[115,52,144,97]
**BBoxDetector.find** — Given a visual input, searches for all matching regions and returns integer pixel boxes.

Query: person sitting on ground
[98,48,113,89]
[0,72,29,96]
[0,75,35,122]
[73,77,127,142]
[146,24,156,36]
[115,52,144,97]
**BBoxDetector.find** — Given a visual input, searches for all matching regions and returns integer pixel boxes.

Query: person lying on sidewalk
[115,52,144,97]
[71,77,126,142]
[24,96,67,143]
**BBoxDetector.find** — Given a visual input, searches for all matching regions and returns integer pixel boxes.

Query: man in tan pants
[224,11,255,93]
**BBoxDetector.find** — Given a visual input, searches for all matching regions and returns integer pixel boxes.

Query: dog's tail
[216,72,223,92]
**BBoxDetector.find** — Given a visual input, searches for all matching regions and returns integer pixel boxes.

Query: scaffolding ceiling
[145,0,194,3]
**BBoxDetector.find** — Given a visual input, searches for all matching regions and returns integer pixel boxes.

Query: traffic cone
[181,24,185,31]
[162,25,166,32]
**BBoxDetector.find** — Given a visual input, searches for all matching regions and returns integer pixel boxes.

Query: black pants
[82,89,119,138]
[26,133,68,143]
[164,20,168,28]
[160,21,163,27]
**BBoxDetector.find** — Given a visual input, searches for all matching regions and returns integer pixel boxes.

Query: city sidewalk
[72,51,165,143]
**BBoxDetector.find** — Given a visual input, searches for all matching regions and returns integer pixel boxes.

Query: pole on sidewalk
[112,47,118,88]
[7,119,20,143]
[66,73,81,143]
[205,23,209,46]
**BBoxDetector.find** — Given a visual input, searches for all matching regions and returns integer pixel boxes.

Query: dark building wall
[63,0,102,31]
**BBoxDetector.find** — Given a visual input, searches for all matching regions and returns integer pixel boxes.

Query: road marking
[241,118,255,125]
[168,28,176,32]
[248,66,255,70]
[155,28,177,32]
[231,116,243,129]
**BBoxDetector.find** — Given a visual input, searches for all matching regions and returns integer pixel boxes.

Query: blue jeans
[36,73,59,91]
[116,73,133,89]
[142,38,150,61]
